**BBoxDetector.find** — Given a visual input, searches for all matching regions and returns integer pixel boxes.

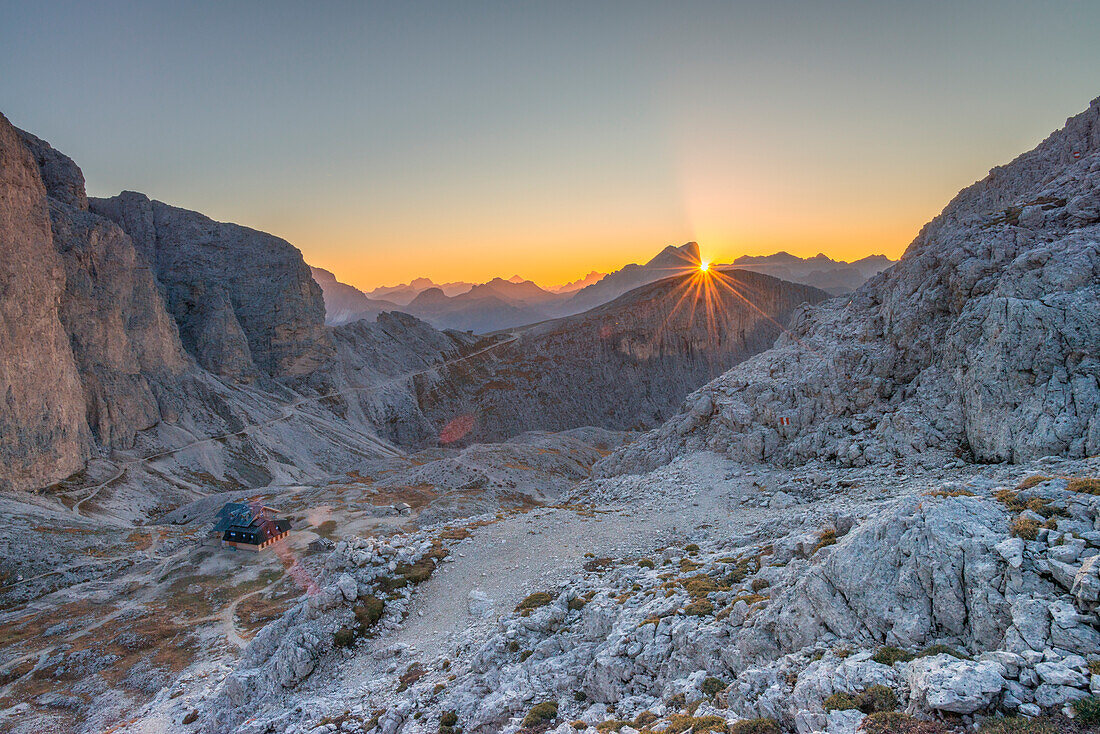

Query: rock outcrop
[15,131,193,450]
[0,113,90,491]
[91,192,333,381]
[601,98,1100,475]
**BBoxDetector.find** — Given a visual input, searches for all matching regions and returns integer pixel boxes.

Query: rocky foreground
[143,454,1100,734]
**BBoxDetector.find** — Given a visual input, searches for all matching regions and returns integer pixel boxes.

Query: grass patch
[924,488,976,498]
[978,716,1061,733]
[1067,477,1100,495]
[861,712,951,734]
[728,719,780,734]
[1016,475,1050,491]
[516,592,554,614]
[1011,517,1040,540]
[1073,696,1100,724]
[811,528,837,555]
[665,714,729,733]
[701,677,726,697]
[684,599,715,616]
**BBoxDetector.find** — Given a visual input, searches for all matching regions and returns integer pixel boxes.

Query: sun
[699,261,710,272]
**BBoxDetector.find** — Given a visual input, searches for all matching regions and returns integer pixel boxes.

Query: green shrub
[823,692,857,711]
[333,627,357,648]
[633,711,659,726]
[701,676,726,697]
[750,578,770,592]
[567,597,587,611]
[855,684,897,713]
[1073,695,1100,724]
[522,701,558,727]
[685,543,701,553]
[872,646,915,666]
[638,558,655,569]
[1089,660,1100,676]
[439,710,458,727]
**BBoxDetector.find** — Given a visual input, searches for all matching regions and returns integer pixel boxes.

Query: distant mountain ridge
[367,277,474,305]
[412,266,829,443]
[310,266,400,325]
[726,251,895,295]
[311,242,893,332]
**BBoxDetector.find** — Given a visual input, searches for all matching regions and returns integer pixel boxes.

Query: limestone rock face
[47,200,189,447]
[90,191,333,381]
[16,128,88,210]
[601,98,1100,474]
[0,113,90,491]
[742,496,1011,657]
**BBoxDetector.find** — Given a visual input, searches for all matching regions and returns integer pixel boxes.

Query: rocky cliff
[601,98,1100,475]
[91,192,333,381]
[0,115,395,495]
[0,114,90,491]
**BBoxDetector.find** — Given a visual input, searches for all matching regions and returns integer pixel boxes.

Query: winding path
[67,335,519,519]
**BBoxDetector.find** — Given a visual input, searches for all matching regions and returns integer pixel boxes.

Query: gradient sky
[3,1,1098,290]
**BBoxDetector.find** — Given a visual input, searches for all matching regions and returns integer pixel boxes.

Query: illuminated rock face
[91,191,333,381]
[603,97,1100,474]
[0,113,90,491]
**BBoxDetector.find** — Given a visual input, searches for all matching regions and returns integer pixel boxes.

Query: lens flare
[699,261,709,272]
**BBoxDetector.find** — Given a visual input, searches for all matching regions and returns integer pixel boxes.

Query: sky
[2,2,1099,291]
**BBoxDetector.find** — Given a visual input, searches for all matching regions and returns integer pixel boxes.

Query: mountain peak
[645,241,700,270]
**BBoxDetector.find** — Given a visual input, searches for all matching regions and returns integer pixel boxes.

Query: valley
[0,86,1098,734]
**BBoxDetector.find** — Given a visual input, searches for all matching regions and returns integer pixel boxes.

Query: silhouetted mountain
[726,251,895,295]
[310,266,401,325]
[549,270,605,293]
[561,241,702,314]
[368,277,474,305]
[413,265,828,443]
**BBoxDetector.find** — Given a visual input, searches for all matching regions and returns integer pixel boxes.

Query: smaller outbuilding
[212,501,291,552]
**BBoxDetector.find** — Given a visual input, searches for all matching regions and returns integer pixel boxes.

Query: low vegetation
[700,676,726,697]
[1010,517,1040,540]
[1015,475,1050,490]
[811,528,837,554]
[871,643,969,666]
[522,701,558,728]
[1073,695,1100,724]
[823,684,898,714]
[516,592,555,614]
[978,716,1061,733]
[334,594,385,648]
[1067,477,1100,495]
[860,712,950,734]
[728,719,780,734]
